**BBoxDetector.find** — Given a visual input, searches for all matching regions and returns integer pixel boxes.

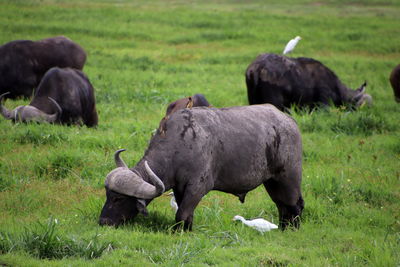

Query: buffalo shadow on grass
[120,211,177,233]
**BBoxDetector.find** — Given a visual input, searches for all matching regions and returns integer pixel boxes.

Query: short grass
[0,0,399,266]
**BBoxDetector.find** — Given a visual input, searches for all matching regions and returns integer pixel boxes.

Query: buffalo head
[0,92,62,123]
[347,81,372,108]
[99,149,165,227]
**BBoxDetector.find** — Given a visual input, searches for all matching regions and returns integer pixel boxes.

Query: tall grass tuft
[197,198,224,230]
[0,217,113,260]
[34,151,83,180]
[209,231,243,248]
[330,109,396,136]
[12,127,68,145]
[144,240,205,265]
[76,196,104,223]
[0,169,13,191]
[308,174,350,205]
[0,232,14,254]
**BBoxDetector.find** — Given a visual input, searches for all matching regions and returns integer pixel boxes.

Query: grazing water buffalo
[99,104,304,230]
[158,94,210,135]
[0,67,98,127]
[0,36,86,99]
[389,64,400,103]
[246,53,372,111]
[165,94,210,116]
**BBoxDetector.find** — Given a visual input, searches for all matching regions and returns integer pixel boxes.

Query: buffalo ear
[137,199,148,216]
[166,102,177,116]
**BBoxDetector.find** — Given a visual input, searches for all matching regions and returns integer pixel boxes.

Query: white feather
[233,215,278,233]
[168,192,178,213]
[283,36,302,55]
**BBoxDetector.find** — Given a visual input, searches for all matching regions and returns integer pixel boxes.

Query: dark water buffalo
[99,104,304,230]
[165,94,210,116]
[0,67,98,127]
[0,36,86,99]
[246,53,372,111]
[389,64,400,103]
[158,94,210,135]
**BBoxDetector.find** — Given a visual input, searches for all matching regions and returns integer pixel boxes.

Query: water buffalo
[0,36,86,99]
[389,64,400,103]
[99,104,304,231]
[246,53,372,111]
[0,67,98,127]
[165,94,210,116]
[158,94,210,135]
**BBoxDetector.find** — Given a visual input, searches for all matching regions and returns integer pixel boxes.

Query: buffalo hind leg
[264,178,304,230]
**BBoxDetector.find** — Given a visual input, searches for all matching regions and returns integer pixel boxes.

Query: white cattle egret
[168,192,178,213]
[233,215,278,233]
[283,36,302,55]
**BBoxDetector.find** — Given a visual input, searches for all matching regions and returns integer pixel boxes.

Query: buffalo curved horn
[43,97,62,123]
[144,161,165,196]
[48,97,62,115]
[0,92,12,120]
[357,81,367,94]
[353,81,372,107]
[114,149,128,168]
[105,156,165,199]
[117,161,165,199]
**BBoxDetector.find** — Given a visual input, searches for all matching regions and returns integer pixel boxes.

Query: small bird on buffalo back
[283,36,302,55]
[233,215,278,233]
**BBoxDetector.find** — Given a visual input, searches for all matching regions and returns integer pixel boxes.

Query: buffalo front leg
[263,176,304,230]
[173,190,205,231]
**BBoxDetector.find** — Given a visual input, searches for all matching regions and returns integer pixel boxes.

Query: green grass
[0,0,399,266]
[0,217,113,260]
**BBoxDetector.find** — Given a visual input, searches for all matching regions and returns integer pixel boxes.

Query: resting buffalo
[246,53,372,111]
[0,67,98,127]
[0,36,86,99]
[99,104,304,230]
[389,64,400,103]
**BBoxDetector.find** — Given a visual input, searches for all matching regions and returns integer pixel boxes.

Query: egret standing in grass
[168,192,178,213]
[283,36,302,55]
[233,215,278,233]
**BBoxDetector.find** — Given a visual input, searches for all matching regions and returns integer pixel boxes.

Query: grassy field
[0,0,399,266]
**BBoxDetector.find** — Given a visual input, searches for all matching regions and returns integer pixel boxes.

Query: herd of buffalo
[1,36,398,231]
